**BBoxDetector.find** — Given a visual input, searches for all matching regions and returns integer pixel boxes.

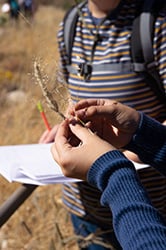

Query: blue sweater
[88,113,166,249]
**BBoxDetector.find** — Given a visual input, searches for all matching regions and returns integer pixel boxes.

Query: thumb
[69,123,93,143]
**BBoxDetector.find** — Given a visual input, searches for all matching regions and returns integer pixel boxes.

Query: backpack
[63,0,166,104]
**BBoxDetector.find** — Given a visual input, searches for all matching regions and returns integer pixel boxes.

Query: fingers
[39,124,59,143]
[51,119,72,168]
[74,99,140,134]
[38,130,50,143]
[74,99,99,111]
[51,119,94,180]
[53,119,71,153]
[75,102,118,122]
[75,99,117,111]
[51,118,115,180]
[53,119,92,156]
[69,122,93,143]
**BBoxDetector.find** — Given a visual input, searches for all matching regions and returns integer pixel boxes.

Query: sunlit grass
[0,5,79,250]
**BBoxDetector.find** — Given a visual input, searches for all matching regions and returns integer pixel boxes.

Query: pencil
[37,101,51,131]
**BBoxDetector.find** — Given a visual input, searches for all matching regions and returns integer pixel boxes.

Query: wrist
[87,150,134,191]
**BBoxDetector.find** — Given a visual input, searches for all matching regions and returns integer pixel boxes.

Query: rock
[6,90,26,104]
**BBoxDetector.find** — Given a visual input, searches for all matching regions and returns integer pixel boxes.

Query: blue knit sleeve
[125,112,166,176]
[87,150,166,249]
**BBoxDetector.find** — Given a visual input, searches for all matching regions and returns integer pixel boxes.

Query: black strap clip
[78,63,92,81]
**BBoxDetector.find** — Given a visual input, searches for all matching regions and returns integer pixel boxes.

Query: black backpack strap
[63,0,87,64]
[131,0,166,103]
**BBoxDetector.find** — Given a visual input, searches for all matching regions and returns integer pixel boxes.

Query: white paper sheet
[0,143,80,185]
[0,144,149,185]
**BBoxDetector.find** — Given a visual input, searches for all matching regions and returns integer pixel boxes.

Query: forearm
[125,113,166,176]
[88,151,166,249]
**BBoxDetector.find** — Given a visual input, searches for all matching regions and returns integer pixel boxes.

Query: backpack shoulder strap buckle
[77,63,92,81]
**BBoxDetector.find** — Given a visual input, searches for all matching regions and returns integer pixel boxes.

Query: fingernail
[69,118,77,126]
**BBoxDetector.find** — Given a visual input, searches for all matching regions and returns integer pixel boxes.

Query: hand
[51,119,114,180]
[38,102,75,144]
[72,99,140,148]
[162,120,166,126]
[38,124,59,143]
[123,150,142,163]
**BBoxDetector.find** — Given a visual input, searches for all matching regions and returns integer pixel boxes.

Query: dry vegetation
[0,5,79,250]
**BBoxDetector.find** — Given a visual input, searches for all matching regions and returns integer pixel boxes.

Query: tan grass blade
[33,60,66,120]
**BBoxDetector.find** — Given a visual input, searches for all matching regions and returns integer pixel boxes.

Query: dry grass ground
[0,5,79,250]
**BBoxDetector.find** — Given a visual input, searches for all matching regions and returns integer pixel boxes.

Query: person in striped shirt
[40,0,166,249]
